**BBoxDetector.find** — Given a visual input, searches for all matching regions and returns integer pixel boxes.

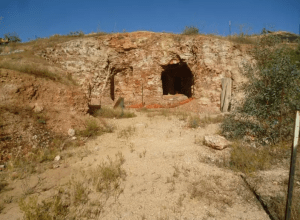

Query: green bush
[181,26,199,35]
[222,35,300,144]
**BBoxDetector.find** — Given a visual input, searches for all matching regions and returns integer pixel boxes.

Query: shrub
[228,142,272,174]
[222,35,300,144]
[78,118,114,138]
[4,32,22,43]
[117,126,136,139]
[67,30,84,37]
[79,119,103,138]
[181,26,199,35]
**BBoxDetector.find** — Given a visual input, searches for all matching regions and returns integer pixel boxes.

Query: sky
[0,0,299,42]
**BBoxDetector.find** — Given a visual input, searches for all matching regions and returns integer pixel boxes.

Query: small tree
[4,32,22,42]
[222,35,300,144]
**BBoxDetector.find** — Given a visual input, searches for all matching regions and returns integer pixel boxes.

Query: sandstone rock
[37,32,254,112]
[68,128,75,137]
[54,155,61,161]
[204,135,232,150]
[33,103,44,113]
[53,164,60,169]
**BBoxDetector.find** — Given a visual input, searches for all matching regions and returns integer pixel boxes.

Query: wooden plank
[221,78,232,112]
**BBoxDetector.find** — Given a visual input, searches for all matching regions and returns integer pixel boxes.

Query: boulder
[204,135,232,150]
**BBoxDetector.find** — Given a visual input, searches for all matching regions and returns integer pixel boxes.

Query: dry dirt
[0,110,271,220]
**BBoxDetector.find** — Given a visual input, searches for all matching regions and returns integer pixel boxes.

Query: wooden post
[285,110,300,220]
[221,78,232,112]
[142,82,144,106]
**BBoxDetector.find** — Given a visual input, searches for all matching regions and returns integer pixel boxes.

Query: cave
[161,62,194,97]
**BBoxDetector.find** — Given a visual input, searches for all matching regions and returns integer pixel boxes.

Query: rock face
[204,135,232,150]
[38,32,254,112]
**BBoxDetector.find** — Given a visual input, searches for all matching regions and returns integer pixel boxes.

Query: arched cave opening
[161,62,194,97]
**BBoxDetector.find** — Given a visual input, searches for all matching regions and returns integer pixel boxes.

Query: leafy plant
[222,35,300,144]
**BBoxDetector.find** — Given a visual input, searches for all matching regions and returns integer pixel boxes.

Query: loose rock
[68,128,75,137]
[54,155,61,161]
[204,135,232,150]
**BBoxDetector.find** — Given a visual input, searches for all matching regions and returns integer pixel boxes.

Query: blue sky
[0,0,299,42]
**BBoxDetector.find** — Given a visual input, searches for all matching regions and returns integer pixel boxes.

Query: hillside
[0,31,299,220]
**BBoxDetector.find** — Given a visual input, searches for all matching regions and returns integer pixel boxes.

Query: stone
[53,164,60,169]
[68,128,75,137]
[54,155,61,161]
[0,164,5,171]
[204,135,232,150]
[33,103,44,113]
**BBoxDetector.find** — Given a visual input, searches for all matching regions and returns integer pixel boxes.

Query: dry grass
[91,152,126,196]
[187,115,201,128]
[0,61,61,82]
[229,142,272,174]
[21,32,108,52]
[188,174,234,209]
[78,118,114,138]
[93,106,136,119]
[117,125,136,139]
[225,34,257,45]
[0,174,8,193]
[18,152,126,219]
[188,114,224,129]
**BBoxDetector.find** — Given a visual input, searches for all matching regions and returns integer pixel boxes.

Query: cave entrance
[161,62,194,97]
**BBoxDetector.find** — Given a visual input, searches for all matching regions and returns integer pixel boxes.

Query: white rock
[0,165,5,170]
[33,103,44,113]
[204,135,232,150]
[53,164,60,169]
[68,128,75,137]
[54,155,61,161]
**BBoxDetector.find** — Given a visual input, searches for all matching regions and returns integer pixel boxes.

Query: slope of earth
[0,109,270,220]
[0,67,89,162]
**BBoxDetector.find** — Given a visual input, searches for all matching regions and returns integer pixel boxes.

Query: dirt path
[0,111,271,220]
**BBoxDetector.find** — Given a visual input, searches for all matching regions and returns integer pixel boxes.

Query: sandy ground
[0,111,271,220]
